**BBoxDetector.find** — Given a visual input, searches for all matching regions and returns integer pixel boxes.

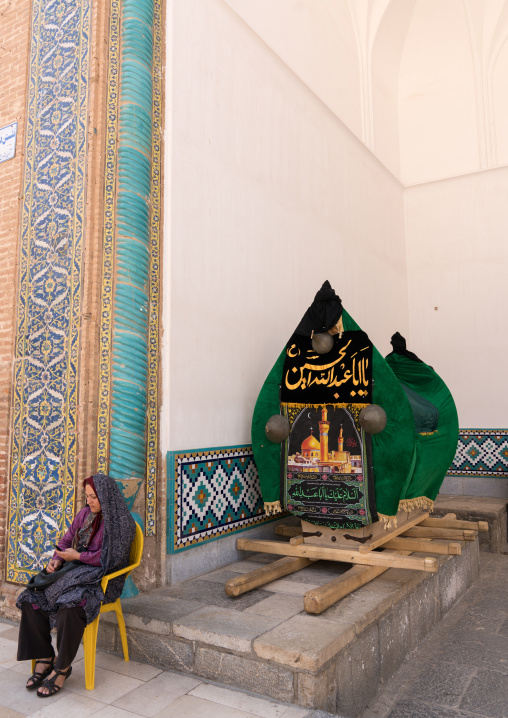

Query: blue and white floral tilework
[447,429,508,478]
[8,0,90,583]
[167,445,279,553]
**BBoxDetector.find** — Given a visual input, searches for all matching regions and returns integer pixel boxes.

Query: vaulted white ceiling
[225,0,508,185]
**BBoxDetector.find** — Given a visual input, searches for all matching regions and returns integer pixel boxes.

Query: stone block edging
[98,539,479,717]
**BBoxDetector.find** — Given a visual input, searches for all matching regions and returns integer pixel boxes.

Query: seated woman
[16,473,136,698]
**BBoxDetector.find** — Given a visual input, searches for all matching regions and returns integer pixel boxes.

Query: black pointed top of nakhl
[390,332,423,363]
[294,280,343,337]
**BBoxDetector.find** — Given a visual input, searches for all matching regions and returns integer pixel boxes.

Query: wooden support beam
[274,515,488,536]
[356,511,429,553]
[402,527,477,541]
[304,550,412,614]
[224,556,312,597]
[419,517,489,532]
[381,536,462,555]
[275,525,302,538]
[236,538,438,572]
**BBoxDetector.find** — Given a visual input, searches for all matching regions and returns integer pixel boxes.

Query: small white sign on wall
[0,122,17,164]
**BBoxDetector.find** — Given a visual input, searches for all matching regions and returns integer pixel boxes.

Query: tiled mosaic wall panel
[7,0,91,583]
[447,429,508,478]
[167,445,280,553]
[167,430,508,554]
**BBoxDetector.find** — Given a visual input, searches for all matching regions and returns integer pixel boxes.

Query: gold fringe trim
[264,501,282,516]
[281,402,369,410]
[419,431,438,436]
[398,496,434,512]
[378,513,398,530]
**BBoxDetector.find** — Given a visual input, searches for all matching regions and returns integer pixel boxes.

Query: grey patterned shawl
[17,474,136,626]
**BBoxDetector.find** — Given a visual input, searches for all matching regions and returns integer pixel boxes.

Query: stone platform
[434,494,508,553]
[99,538,480,717]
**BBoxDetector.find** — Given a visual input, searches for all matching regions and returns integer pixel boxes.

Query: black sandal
[26,658,55,690]
[36,665,72,698]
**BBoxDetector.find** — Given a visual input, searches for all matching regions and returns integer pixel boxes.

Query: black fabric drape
[295,280,343,336]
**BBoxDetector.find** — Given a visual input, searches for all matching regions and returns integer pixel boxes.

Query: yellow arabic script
[285,354,369,393]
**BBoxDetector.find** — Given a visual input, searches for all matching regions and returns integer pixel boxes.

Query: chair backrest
[129,522,144,568]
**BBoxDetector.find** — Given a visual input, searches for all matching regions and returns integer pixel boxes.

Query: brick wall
[0,0,32,588]
[0,0,165,602]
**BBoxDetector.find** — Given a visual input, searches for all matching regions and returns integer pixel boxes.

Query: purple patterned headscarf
[17,474,136,626]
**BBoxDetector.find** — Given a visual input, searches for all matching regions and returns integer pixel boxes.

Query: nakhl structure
[225,281,472,612]
[252,280,459,528]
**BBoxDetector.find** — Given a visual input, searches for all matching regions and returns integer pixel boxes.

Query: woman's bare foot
[26,657,54,689]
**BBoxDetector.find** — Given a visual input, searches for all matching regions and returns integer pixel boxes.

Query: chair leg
[82,615,100,690]
[114,605,129,662]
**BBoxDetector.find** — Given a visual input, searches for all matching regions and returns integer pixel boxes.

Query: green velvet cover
[385,352,459,503]
[251,309,458,518]
[400,384,439,434]
[341,311,416,517]
[251,348,286,503]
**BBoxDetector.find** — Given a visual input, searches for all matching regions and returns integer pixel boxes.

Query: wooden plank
[402,527,477,541]
[275,525,302,538]
[224,556,312,597]
[304,549,413,614]
[275,516,487,543]
[356,511,429,553]
[419,517,489,532]
[305,565,388,614]
[301,512,429,553]
[236,538,438,572]
[382,536,462,555]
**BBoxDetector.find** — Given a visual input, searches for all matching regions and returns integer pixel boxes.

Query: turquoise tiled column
[97,0,162,596]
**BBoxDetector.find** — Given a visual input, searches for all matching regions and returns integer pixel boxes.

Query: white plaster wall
[222,0,416,180]
[371,0,416,178]
[399,0,508,184]
[492,37,508,167]
[404,168,508,428]
[223,0,363,143]
[161,0,409,454]
[399,0,480,185]
[216,0,508,187]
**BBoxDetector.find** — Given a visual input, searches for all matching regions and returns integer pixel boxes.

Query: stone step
[434,494,508,553]
[98,540,480,717]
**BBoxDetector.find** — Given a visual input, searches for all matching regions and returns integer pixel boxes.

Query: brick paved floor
[360,553,508,718]
[2,553,506,717]
[0,621,335,718]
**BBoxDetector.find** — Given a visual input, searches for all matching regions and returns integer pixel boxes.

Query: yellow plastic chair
[82,521,143,689]
[31,522,143,690]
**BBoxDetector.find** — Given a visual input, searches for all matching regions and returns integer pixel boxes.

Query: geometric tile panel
[7,0,91,583]
[447,429,508,478]
[167,445,281,553]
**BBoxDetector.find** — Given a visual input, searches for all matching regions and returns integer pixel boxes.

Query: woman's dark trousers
[17,603,86,670]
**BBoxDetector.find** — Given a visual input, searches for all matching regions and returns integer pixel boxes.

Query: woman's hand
[54,547,81,562]
[46,559,62,573]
